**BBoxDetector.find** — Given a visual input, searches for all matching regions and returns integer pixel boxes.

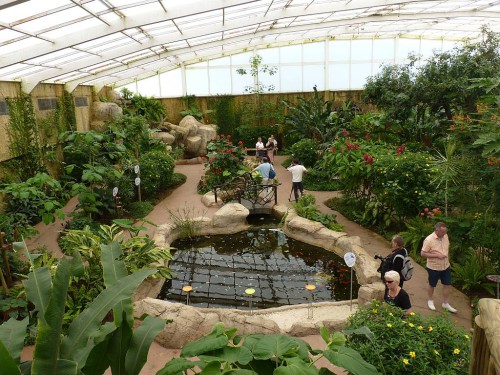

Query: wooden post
[470,299,500,375]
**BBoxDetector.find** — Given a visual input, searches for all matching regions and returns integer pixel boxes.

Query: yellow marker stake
[305,284,316,319]
[182,285,193,305]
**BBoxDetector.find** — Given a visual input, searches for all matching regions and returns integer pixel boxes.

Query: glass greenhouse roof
[0,0,499,93]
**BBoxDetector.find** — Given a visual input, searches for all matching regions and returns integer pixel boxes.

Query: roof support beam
[0,0,257,68]
[23,9,496,92]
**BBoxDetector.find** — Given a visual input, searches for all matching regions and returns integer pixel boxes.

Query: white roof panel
[0,0,498,91]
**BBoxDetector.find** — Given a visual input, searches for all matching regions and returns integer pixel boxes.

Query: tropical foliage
[0,240,164,375]
[157,323,377,375]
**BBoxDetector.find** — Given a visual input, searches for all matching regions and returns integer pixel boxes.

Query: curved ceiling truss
[0,0,499,93]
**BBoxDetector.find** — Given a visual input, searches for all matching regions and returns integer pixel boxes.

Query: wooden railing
[469,298,500,375]
[213,173,278,209]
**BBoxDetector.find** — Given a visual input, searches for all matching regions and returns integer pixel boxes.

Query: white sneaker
[427,300,436,311]
[442,303,457,313]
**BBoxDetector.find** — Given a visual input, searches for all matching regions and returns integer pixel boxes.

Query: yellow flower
[389,312,393,316]
[464,334,470,340]
[409,351,416,358]
[409,323,414,327]
[403,359,409,365]
[434,350,440,356]
[454,349,460,355]
[402,320,407,324]
[417,326,423,330]
[409,312,415,316]
[387,323,392,328]
[372,309,377,314]
[428,326,433,332]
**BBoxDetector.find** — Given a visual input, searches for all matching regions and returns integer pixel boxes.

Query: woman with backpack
[380,235,410,288]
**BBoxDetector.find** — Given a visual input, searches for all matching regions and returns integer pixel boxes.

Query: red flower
[330,146,335,153]
[365,133,370,140]
[343,129,348,137]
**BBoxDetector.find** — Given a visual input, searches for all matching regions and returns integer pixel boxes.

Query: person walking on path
[287,159,308,203]
[265,137,275,164]
[380,235,408,288]
[421,222,457,313]
[252,157,274,202]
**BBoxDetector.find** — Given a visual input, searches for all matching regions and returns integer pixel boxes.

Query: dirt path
[23,155,472,374]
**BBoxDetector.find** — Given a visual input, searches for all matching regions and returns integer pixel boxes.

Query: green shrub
[290,138,320,167]
[158,323,377,375]
[303,167,340,191]
[345,301,471,375]
[293,194,343,231]
[234,124,279,149]
[139,150,175,199]
[126,200,154,219]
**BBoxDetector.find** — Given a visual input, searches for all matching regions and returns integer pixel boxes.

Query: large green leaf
[181,324,229,358]
[124,315,165,375]
[80,323,116,375]
[251,334,299,360]
[0,340,21,375]
[342,326,375,343]
[274,357,318,375]
[155,357,198,375]
[107,315,133,375]
[32,257,72,375]
[198,346,253,366]
[101,242,133,327]
[23,267,51,322]
[60,269,156,367]
[0,316,29,363]
[322,347,378,375]
[199,361,223,375]
[225,370,258,375]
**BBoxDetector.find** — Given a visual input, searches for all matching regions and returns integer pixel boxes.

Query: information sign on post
[135,177,141,186]
[343,252,356,310]
[134,165,140,174]
[112,187,118,197]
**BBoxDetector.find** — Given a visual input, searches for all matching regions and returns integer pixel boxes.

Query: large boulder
[151,131,175,144]
[212,203,249,230]
[90,102,122,131]
[179,115,200,136]
[185,135,202,153]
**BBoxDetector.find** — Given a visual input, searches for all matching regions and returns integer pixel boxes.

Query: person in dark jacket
[384,270,413,315]
[380,235,408,287]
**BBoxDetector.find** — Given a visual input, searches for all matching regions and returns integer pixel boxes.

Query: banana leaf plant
[0,240,165,375]
[156,323,378,375]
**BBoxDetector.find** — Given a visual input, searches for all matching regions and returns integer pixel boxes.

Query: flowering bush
[197,135,247,194]
[345,301,470,374]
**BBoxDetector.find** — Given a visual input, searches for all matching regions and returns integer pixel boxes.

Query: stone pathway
[23,154,473,374]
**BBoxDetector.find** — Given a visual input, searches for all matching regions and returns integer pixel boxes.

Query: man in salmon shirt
[421,222,457,313]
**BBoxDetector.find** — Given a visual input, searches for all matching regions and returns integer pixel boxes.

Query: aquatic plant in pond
[158,228,358,309]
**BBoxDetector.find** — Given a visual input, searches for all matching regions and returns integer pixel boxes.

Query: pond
[158,226,359,310]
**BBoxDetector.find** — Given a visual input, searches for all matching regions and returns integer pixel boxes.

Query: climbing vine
[6,93,44,180]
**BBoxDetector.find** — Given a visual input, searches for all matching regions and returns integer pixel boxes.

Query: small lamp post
[305,284,316,319]
[182,285,193,305]
[245,288,256,315]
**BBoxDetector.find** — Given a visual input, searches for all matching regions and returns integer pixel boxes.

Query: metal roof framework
[0,0,499,93]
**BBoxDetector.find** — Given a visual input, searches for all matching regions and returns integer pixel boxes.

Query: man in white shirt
[287,159,308,202]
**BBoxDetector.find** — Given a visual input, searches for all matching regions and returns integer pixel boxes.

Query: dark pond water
[158,225,359,310]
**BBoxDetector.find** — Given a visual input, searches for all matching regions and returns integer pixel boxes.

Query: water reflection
[158,228,359,309]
